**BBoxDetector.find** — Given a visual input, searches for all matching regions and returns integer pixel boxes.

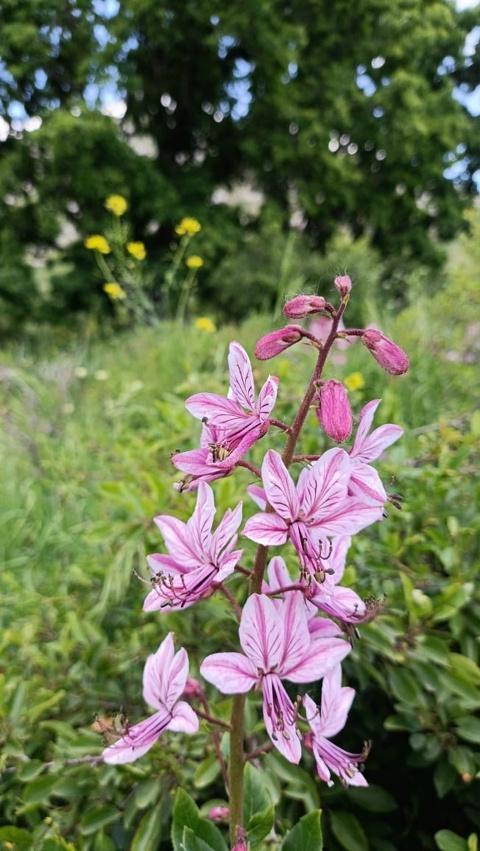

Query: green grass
[0,293,479,850]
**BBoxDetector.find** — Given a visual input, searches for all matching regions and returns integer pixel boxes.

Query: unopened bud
[316,380,352,442]
[362,329,409,375]
[183,677,203,698]
[334,275,352,297]
[209,805,230,822]
[283,294,327,318]
[232,826,249,850]
[255,325,304,361]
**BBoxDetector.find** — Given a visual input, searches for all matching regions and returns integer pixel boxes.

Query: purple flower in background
[243,449,382,576]
[144,482,242,611]
[103,634,198,764]
[304,665,368,786]
[201,593,349,762]
[348,399,403,504]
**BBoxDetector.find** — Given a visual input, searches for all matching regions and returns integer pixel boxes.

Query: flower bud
[334,275,352,297]
[182,677,203,698]
[283,294,326,318]
[316,380,352,442]
[362,329,409,375]
[255,325,304,360]
[208,805,230,822]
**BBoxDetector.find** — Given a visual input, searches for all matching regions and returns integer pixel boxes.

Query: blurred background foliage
[0,0,480,332]
[1,0,480,848]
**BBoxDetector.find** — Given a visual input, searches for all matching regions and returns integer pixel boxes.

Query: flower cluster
[103,277,408,844]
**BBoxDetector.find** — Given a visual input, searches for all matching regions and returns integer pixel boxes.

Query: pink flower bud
[231,836,248,851]
[283,294,326,318]
[316,380,352,442]
[255,325,304,360]
[362,329,409,375]
[208,805,230,822]
[334,275,352,297]
[182,677,203,698]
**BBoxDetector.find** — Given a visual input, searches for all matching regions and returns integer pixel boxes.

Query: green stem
[229,693,246,845]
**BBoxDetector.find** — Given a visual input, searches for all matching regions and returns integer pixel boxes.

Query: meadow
[0,256,479,851]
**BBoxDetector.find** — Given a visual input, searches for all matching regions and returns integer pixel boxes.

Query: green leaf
[346,785,397,813]
[171,789,227,851]
[282,810,323,851]
[456,717,480,745]
[330,811,369,851]
[79,804,120,835]
[389,668,424,705]
[134,779,162,809]
[194,753,221,789]
[22,775,59,804]
[182,827,215,851]
[130,806,164,851]
[434,761,457,798]
[247,804,275,846]
[243,762,271,822]
[435,830,468,851]
[0,827,32,850]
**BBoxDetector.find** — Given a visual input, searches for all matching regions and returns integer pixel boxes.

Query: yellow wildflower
[344,371,365,391]
[175,217,202,236]
[84,235,111,254]
[195,317,216,333]
[186,255,204,270]
[127,241,147,260]
[105,194,128,216]
[103,282,127,300]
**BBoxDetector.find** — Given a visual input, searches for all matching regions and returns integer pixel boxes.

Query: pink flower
[200,593,349,762]
[185,341,278,441]
[317,380,352,442]
[144,482,242,611]
[172,422,257,491]
[307,537,368,623]
[173,343,278,490]
[283,295,327,318]
[362,329,409,375]
[102,634,199,764]
[348,399,403,504]
[243,449,382,576]
[304,666,368,786]
[334,275,352,297]
[255,326,305,360]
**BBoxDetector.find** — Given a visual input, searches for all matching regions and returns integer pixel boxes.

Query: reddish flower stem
[269,418,292,433]
[228,298,348,842]
[218,585,242,619]
[245,742,274,761]
[237,460,262,478]
[266,583,306,596]
[292,453,322,462]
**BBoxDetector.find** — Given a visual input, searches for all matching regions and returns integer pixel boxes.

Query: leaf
[182,827,216,851]
[389,668,424,705]
[0,827,32,850]
[194,753,221,789]
[435,830,468,851]
[134,779,162,809]
[456,717,480,745]
[79,804,120,835]
[434,761,457,798]
[130,806,164,851]
[346,785,397,813]
[330,811,369,851]
[243,762,271,822]
[282,810,323,851]
[171,789,227,851]
[247,804,275,846]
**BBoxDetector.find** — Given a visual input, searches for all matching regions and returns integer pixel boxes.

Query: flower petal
[228,342,256,410]
[277,592,311,675]
[247,484,267,510]
[349,464,387,504]
[210,501,243,560]
[266,556,292,592]
[262,450,299,520]
[297,448,349,520]
[262,674,301,763]
[319,665,356,739]
[243,512,289,546]
[200,652,258,693]
[154,515,200,566]
[356,423,404,463]
[256,375,279,420]
[351,399,381,454]
[142,634,175,709]
[239,593,282,670]
[188,482,216,553]
[102,710,169,764]
[284,636,350,683]
[167,701,199,734]
[310,499,383,537]
[185,393,246,430]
